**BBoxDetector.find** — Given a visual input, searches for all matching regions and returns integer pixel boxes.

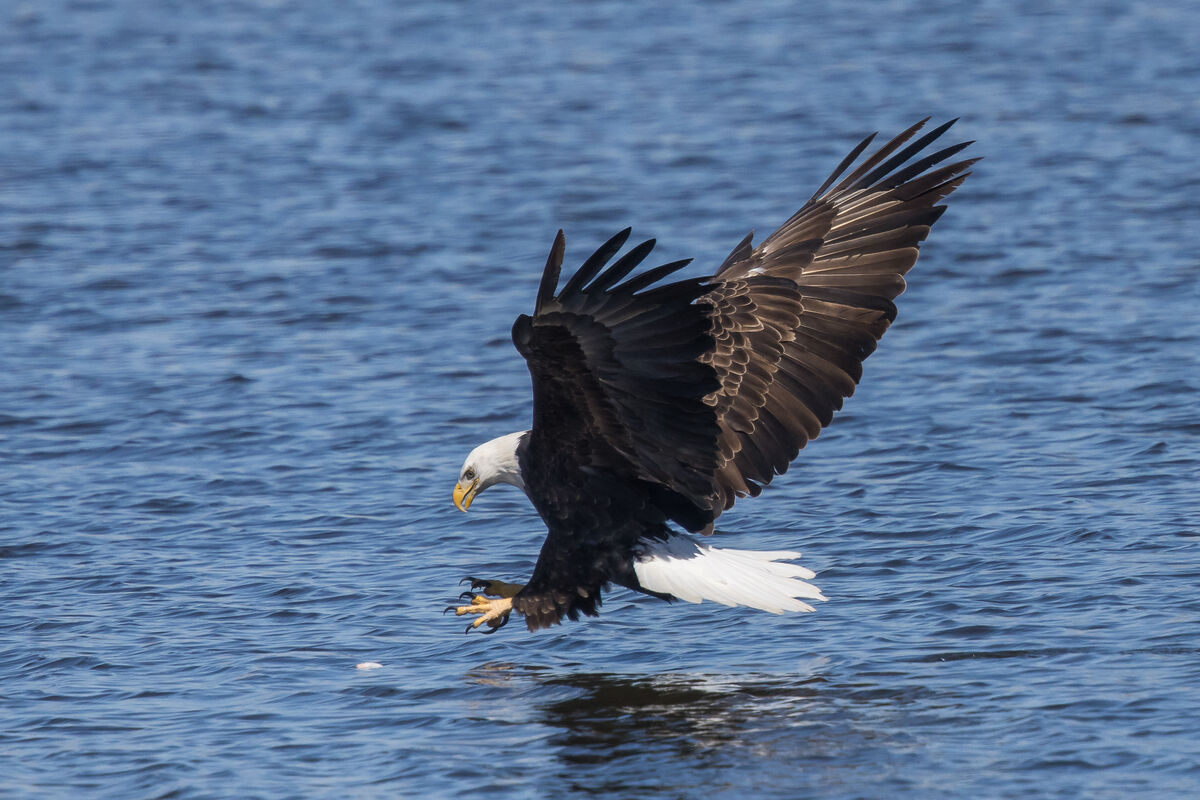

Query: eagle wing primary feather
[703,118,978,514]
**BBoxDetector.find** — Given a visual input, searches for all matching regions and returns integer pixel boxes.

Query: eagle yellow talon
[453,596,514,633]
[450,578,524,632]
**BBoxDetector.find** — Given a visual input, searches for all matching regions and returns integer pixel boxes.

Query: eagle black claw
[463,613,511,635]
[458,591,475,601]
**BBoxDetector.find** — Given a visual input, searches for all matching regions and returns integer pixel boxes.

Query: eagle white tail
[633,534,826,614]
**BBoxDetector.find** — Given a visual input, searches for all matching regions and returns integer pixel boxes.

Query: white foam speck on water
[355,662,383,671]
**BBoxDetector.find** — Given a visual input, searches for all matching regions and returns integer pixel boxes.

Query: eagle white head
[453,431,529,511]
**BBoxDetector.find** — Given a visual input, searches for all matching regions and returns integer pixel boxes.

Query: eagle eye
[464,468,476,481]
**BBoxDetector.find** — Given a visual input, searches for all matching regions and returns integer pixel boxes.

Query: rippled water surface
[3,1,1199,797]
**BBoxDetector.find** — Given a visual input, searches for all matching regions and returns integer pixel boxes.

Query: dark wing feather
[704,119,976,513]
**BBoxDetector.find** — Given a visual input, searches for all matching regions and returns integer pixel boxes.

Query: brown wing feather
[703,119,976,514]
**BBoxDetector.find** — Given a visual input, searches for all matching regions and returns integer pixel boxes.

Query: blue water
[3,0,1199,797]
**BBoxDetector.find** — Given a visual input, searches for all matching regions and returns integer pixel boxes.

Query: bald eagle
[450,119,975,633]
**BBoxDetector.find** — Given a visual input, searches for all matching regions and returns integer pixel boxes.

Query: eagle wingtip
[534,230,567,314]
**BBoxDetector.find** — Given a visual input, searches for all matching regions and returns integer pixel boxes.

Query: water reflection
[539,671,823,762]
[466,663,942,797]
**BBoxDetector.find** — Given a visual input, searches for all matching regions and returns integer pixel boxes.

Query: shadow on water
[464,663,941,797]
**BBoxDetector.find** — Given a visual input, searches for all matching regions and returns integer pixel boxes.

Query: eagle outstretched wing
[515,118,976,530]
[702,117,978,513]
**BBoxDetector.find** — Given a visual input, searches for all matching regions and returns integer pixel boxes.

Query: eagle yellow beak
[453,479,479,512]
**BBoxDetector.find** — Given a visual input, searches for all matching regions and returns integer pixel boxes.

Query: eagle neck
[484,430,530,494]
